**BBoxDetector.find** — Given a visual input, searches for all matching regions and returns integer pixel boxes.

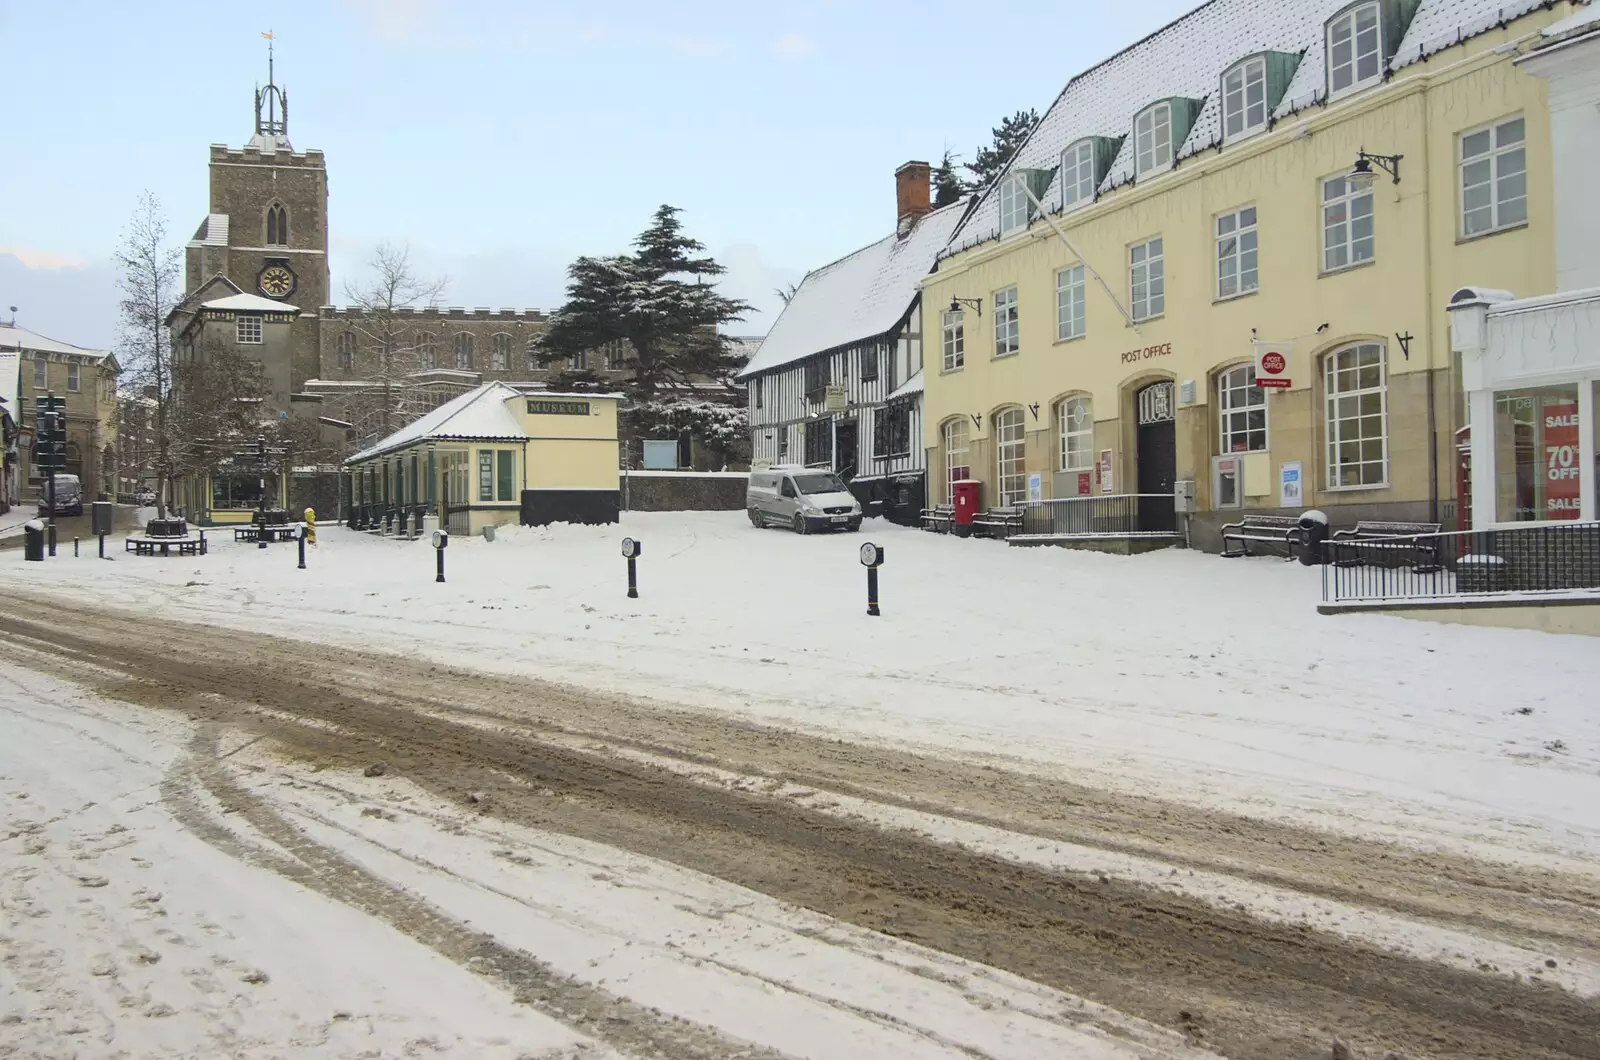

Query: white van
[747,466,862,534]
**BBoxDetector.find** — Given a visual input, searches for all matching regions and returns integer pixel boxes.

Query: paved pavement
[0,504,146,551]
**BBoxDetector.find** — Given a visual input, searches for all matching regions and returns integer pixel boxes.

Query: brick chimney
[895,160,932,236]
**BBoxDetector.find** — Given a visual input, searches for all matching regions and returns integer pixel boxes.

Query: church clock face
[258,263,296,299]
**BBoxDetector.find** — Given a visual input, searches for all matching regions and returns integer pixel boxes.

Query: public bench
[234,523,300,543]
[1220,514,1303,559]
[919,504,954,533]
[126,531,206,558]
[1331,520,1442,571]
[972,506,1024,539]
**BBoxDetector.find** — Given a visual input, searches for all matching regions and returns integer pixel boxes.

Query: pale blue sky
[1,0,1198,350]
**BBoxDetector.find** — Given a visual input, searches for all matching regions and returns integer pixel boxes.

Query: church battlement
[210,143,326,167]
[320,306,550,323]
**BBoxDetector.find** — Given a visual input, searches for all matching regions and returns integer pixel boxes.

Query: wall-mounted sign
[527,399,590,416]
[1279,461,1303,508]
[1098,449,1114,493]
[1027,472,1043,502]
[1544,404,1581,520]
[1253,340,1293,389]
[1077,471,1092,497]
[1119,342,1173,364]
[825,385,847,413]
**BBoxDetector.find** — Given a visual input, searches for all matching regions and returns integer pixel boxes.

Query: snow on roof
[188,213,229,248]
[1540,3,1600,38]
[740,202,968,378]
[886,371,925,402]
[945,0,1551,258]
[0,323,111,360]
[347,382,528,464]
[201,293,300,314]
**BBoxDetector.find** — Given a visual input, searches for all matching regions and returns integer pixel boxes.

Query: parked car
[135,489,157,507]
[747,466,862,534]
[36,473,84,517]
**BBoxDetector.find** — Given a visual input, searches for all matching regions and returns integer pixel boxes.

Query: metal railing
[1322,520,1600,604]
[445,505,471,537]
[1020,493,1177,537]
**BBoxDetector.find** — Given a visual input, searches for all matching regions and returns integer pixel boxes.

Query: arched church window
[490,333,511,371]
[416,332,436,370]
[266,203,289,246]
[454,333,474,371]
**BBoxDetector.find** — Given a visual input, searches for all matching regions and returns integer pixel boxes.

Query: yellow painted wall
[922,11,1560,516]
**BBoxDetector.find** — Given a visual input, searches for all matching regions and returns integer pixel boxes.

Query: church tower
[184,39,330,391]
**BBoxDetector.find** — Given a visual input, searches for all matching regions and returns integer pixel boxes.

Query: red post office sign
[1254,343,1292,389]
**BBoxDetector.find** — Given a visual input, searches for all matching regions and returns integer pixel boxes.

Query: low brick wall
[622,472,748,512]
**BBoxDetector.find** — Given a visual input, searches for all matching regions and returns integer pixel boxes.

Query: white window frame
[66,363,81,393]
[1459,115,1527,239]
[1222,56,1269,141]
[1057,396,1093,472]
[1217,364,1267,454]
[1055,265,1085,341]
[1327,1,1383,99]
[236,314,263,344]
[993,287,1019,356]
[32,359,46,390]
[1324,341,1389,489]
[941,310,965,372]
[1134,102,1172,177]
[1061,139,1096,209]
[1215,205,1258,300]
[942,418,969,502]
[998,175,1031,236]
[1321,174,1375,272]
[1129,237,1164,322]
[994,407,1027,506]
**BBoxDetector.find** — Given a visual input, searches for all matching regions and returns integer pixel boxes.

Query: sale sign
[1253,340,1292,389]
[1544,403,1580,520]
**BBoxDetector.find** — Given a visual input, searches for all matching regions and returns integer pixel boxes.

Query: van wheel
[748,508,764,528]
[792,514,808,535]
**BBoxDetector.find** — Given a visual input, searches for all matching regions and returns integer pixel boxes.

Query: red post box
[951,479,981,537]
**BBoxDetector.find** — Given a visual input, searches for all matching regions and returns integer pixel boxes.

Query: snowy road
[3,591,1599,1059]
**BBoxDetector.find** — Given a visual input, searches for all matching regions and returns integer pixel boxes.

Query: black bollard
[98,533,105,559]
[859,542,884,617]
[74,537,80,558]
[297,526,307,570]
[621,538,641,599]
[432,529,448,583]
[47,522,56,557]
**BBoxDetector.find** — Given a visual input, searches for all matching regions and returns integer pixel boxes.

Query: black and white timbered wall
[747,303,925,489]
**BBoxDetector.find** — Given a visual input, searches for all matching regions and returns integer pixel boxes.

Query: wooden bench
[1331,520,1442,571]
[126,532,206,557]
[919,504,954,533]
[1220,514,1303,559]
[972,506,1024,539]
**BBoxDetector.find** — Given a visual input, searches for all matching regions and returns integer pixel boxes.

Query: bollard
[48,522,56,558]
[98,533,106,559]
[621,537,641,599]
[859,542,884,617]
[432,529,448,583]
[304,507,317,546]
[297,525,307,570]
[73,537,79,558]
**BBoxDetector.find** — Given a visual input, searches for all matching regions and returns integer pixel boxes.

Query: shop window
[1323,342,1387,487]
[496,449,515,501]
[994,407,1027,506]
[477,450,494,502]
[1492,385,1581,522]
[942,418,969,502]
[1057,397,1093,472]
[1218,364,1267,453]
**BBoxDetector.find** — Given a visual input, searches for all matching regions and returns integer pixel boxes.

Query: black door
[1135,382,1177,532]
[835,421,858,481]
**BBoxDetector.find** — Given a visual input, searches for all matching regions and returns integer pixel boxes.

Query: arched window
[335,331,357,371]
[266,203,289,246]
[942,418,969,502]
[416,332,436,370]
[453,333,474,371]
[994,407,1027,506]
[1324,342,1387,487]
[1217,364,1267,453]
[490,333,512,371]
[1221,56,1268,141]
[1057,396,1093,471]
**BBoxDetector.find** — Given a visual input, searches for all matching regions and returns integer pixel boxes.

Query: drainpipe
[1420,91,1440,526]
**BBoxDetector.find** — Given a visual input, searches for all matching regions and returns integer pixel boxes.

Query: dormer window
[1328,1,1382,97]
[998,175,1030,236]
[1135,102,1172,176]
[1222,57,1268,140]
[1061,139,1097,209]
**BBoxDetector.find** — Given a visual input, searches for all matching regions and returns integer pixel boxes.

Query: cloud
[773,34,815,57]
[0,253,119,350]
[0,246,87,270]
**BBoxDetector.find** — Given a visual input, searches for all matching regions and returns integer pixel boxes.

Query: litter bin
[91,500,114,536]
[952,479,981,538]
[1297,508,1329,566]
[23,519,45,562]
